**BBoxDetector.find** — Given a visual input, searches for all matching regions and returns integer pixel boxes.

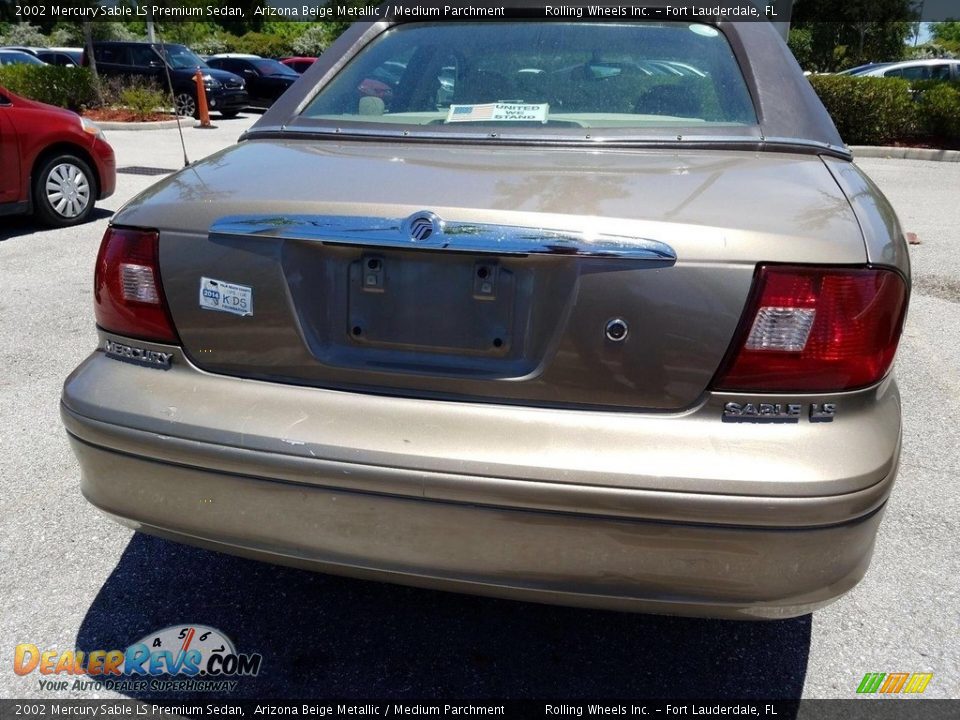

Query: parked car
[1,46,81,66]
[37,47,83,67]
[839,59,960,81]
[834,62,891,76]
[0,49,47,66]
[83,41,248,118]
[206,54,299,108]
[280,56,317,74]
[63,20,910,619]
[0,86,115,226]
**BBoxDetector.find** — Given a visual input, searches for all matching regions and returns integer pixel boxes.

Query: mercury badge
[104,339,173,370]
[403,211,443,243]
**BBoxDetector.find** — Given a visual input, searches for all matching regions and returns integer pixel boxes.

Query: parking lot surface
[1,119,958,699]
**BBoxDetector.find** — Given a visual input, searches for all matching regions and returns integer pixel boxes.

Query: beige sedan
[62,17,909,619]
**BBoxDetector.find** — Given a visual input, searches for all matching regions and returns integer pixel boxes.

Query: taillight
[93,226,178,344]
[714,265,907,392]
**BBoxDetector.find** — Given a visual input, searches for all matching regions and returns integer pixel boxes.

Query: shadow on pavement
[77,533,811,699]
[0,208,112,241]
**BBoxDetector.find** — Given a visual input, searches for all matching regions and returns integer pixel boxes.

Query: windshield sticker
[199,277,253,317]
[446,103,550,123]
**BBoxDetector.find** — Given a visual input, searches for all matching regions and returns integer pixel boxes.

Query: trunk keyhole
[605,318,629,342]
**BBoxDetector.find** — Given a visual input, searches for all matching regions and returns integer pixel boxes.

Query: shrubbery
[913,81,960,139]
[0,21,61,47]
[191,35,230,56]
[117,81,168,119]
[808,74,960,145]
[808,75,918,145]
[291,25,336,56]
[0,66,171,118]
[0,65,98,111]
[228,31,295,59]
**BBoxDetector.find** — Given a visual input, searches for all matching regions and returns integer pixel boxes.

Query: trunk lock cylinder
[605,318,629,342]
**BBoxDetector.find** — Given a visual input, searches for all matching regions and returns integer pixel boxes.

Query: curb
[92,119,184,131]
[851,145,960,162]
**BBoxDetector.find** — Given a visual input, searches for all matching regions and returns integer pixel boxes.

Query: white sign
[199,276,253,317]
[447,103,550,123]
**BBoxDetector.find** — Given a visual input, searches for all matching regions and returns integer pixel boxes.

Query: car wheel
[33,154,96,227]
[174,92,198,118]
[219,110,240,118]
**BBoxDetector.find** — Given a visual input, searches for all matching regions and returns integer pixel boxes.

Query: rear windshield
[301,22,757,135]
[0,51,45,66]
[161,45,208,70]
[255,59,299,77]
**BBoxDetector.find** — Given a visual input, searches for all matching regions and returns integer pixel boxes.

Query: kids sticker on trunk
[199,277,253,317]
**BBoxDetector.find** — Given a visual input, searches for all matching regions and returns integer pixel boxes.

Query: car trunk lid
[115,138,866,411]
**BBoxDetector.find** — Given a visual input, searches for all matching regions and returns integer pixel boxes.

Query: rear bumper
[61,339,902,619]
[67,433,886,620]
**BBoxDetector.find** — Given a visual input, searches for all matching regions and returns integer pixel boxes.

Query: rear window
[0,51,46,66]
[159,45,207,70]
[301,22,756,134]
[94,45,129,65]
[255,59,298,76]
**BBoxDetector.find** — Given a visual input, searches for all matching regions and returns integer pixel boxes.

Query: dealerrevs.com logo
[14,625,262,693]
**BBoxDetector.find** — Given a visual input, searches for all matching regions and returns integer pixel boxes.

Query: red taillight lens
[94,226,178,343]
[714,265,907,392]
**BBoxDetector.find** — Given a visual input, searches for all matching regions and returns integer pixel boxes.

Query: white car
[840,59,960,81]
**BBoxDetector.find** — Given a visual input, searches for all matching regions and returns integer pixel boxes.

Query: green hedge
[809,74,960,145]
[0,65,97,111]
[118,85,168,119]
[912,81,960,139]
[228,31,298,59]
[808,75,918,145]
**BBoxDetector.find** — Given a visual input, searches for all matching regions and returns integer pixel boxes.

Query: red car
[0,86,116,227]
[279,56,316,74]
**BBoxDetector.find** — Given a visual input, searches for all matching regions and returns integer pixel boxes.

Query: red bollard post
[193,69,213,128]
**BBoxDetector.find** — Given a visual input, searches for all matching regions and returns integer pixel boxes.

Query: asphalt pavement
[1,120,957,700]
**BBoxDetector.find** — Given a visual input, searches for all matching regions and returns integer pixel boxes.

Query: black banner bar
[2,701,960,720]
[3,1,960,24]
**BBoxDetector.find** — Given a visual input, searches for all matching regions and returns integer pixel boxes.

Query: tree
[0,22,48,46]
[791,0,918,71]
[83,22,102,105]
[788,27,814,68]
[0,0,18,24]
[212,0,268,33]
[313,0,380,42]
[292,25,336,56]
[931,21,960,46]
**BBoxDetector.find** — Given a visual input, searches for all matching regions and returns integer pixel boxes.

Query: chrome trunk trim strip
[210,213,678,261]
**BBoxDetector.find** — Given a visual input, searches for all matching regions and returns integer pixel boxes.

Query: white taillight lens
[94,227,178,343]
[744,307,816,352]
[714,265,908,392]
[120,263,160,304]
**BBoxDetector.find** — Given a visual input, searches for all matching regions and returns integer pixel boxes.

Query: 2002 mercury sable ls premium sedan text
[62,15,910,619]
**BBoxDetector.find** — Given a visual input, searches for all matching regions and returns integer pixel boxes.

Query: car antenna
[154,27,191,168]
